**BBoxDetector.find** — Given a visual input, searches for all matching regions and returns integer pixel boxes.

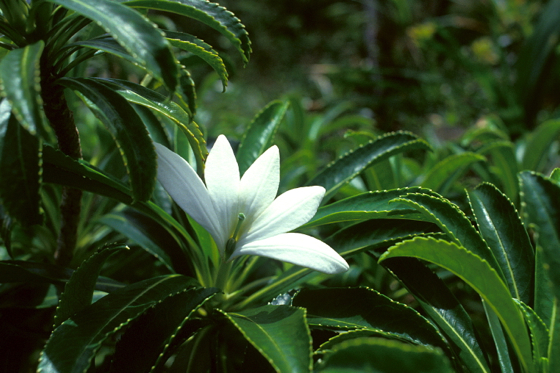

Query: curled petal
[240,186,325,245]
[155,143,224,249]
[239,145,280,228]
[231,233,349,274]
[205,135,240,250]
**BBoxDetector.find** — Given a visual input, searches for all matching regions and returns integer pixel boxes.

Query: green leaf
[91,77,208,168]
[218,305,311,373]
[54,244,128,327]
[59,77,156,202]
[382,257,491,373]
[237,100,290,175]
[47,0,178,91]
[390,193,503,277]
[315,337,453,373]
[0,41,45,135]
[420,152,486,193]
[468,183,534,304]
[110,287,218,372]
[126,0,251,64]
[379,237,533,373]
[302,187,439,229]
[522,120,560,172]
[519,172,560,301]
[293,287,449,353]
[0,116,42,226]
[38,275,196,373]
[482,300,515,373]
[476,141,519,202]
[307,132,431,202]
[100,209,192,274]
[514,299,549,364]
[166,30,228,90]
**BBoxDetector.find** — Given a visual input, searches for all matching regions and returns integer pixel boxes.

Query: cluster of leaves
[2,0,560,372]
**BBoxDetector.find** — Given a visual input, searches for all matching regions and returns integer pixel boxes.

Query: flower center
[225,213,245,259]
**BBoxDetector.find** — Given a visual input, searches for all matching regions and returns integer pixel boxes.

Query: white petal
[155,143,224,250]
[239,146,280,226]
[205,135,240,247]
[239,186,325,245]
[231,233,349,274]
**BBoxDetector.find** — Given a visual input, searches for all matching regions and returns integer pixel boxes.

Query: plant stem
[41,73,82,267]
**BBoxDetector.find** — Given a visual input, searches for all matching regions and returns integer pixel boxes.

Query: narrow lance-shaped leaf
[0,41,45,135]
[468,183,534,304]
[126,0,252,64]
[38,275,197,373]
[381,257,491,373]
[237,100,290,175]
[521,120,560,172]
[420,152,486,193]
[379,237,533,373]
[59,77,157,202]
[54,244,128,327]
[307,131,431,202]
[482,300,515,373]
[217,305,311,373]
[0,116,42,226]
[390,193,503,278]
[46,0,178,91]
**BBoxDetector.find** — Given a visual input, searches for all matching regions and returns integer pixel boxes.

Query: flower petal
[205,135,240,248]
[239,186,325,245]
[239,145,280,227]
[231,233,349,274]
[155,143,224,249]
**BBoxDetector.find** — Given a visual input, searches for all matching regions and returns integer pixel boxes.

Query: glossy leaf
[468,183,534,304]
[126,0,251,64]
[420,152,486,193]
[0,41,45,134]
[218,305,311,373]
[237,100,290,175]
[391,193,503,278]
[293,288,449,353]
[92,77,208,167]
[379,237,533,373]
[315,338,453,373]
[382,257,491,373]
[0,116,42,226]
[514,299,549,364]
[47,0,178,91]
[59,77,156,202]
[302,187,439,229]
[166,30,228,89]
[476,141,519,202]
[110,287,218,372]
[307,131,431,202]
[38,275,196,373]
[482,300,514,373]
[53,244,128,327]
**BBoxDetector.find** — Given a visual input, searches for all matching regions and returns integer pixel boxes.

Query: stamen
[225,213,246,258]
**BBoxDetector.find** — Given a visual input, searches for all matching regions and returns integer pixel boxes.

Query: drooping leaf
[468,183,534,304]
[59,77,156,202]
[307,132,431,202]
[217,305,311,373]
[391,193,503,278]
[293,287,450,355]
[126,0,251,64]
[315,338,453,373]
[0,41,45,135]
[237,100,290,175]
[110,287,218,373]
[420,152,486,194]
[381,257,491,373]
[379,237,533,373]
[0,116,42,226]
[38,275,196,373]
[166,30,228,90]
[302,187,439,229]
[54,244,128,327]
[47,0,179,91]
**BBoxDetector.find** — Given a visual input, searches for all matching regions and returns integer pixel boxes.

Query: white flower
[154,135,349,274]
